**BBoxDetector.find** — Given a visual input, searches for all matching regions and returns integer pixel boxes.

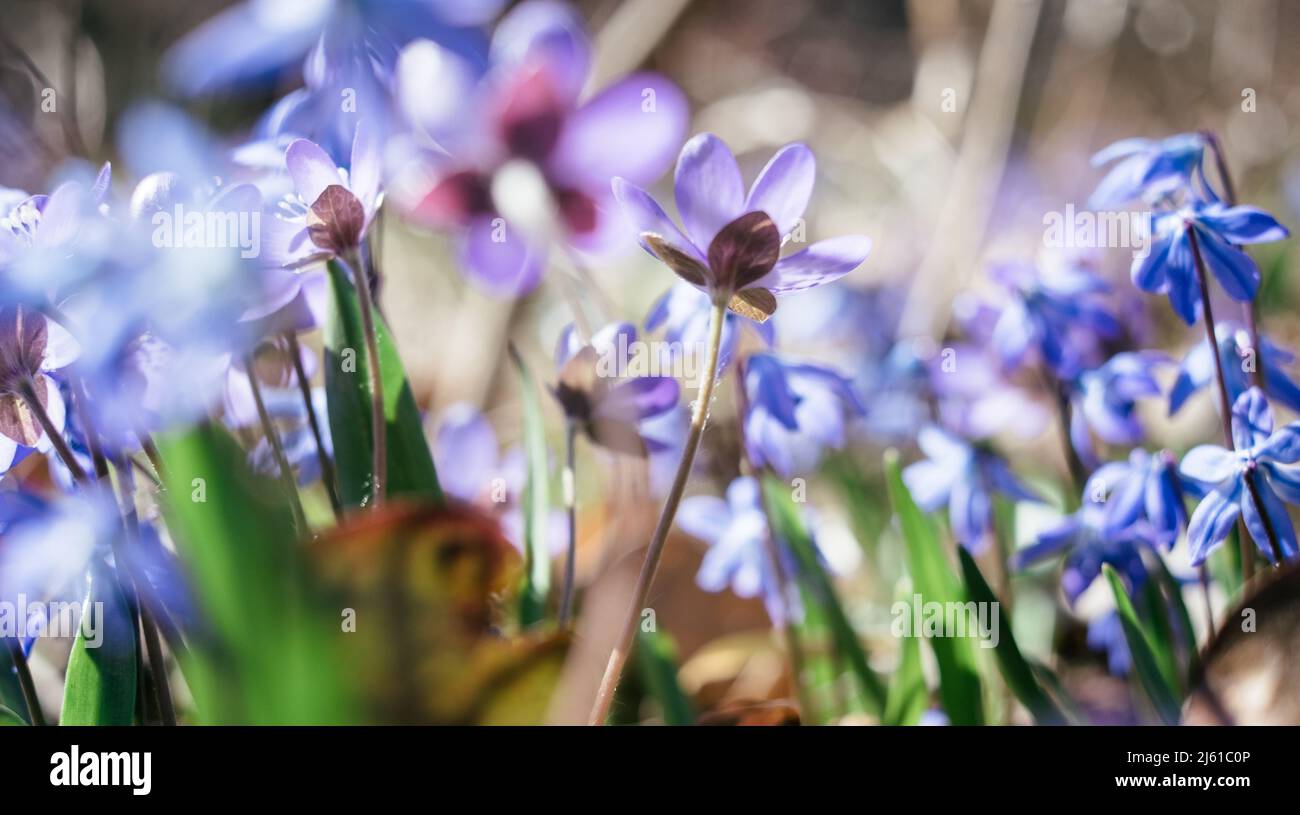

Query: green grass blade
[59,557,137,725]
[957,548,1067,725]
[882,584,927,726]
[761,476,886,715]
[884,450,984,725]
[324,259,442,508]
[0,705,24,725]
[509,347,551,628]
[1102,564,1181,724]
[635,629,695,725]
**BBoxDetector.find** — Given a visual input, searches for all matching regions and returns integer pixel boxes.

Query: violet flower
[0,307,80,476]
[616,134,871,321]
[1012,500,1155,605]
[1085,448,1198,548]
[1179,388,1300,565]
[644,281,774,374]
[1088,133,1209,209]
[551,322,680,456]
[1065,351,1167,469]
[400,0,688,296]
[1169,322,1300,416]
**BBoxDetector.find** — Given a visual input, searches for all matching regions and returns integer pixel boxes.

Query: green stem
[4,638,44,726]
[559,421,579,626]
[285,331,342,519]
[588,301,727,724]
[344,251,386,508]
[17,378,87,483]
[244,354,310,534]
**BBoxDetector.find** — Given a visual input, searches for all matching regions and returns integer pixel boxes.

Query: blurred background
[4,0,1298,723]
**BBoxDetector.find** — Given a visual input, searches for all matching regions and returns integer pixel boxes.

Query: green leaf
[957,548,1066,725]
[1102,564,1181,724]
[883,450,984,725]
[1139,569,1183,694]
[635,629,695,725]
[60,558,137,725]
[0,705,25,725]
[0,645,31,724]
[761,476,886,715]
[883,584,927,726]
[324,259,442,508]
[1151,553,1199,678]
[509,347,551,628]
[156,423,354,724]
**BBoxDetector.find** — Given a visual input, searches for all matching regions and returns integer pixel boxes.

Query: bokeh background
[4,0,1298,723]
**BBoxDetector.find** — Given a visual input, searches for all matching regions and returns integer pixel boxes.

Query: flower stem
[245,354,310,534]
[1187,225,1271,580]
[344,251,386,508]
[559,420,579,626]
[17,378,87,483]
[285,331,342,520]
[4,638,44,725]
[587,301,727,724]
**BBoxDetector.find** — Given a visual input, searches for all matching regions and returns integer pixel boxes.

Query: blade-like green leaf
[884,450,984,725]
[761,476,886,715]
[509,347,550,628]
[635,629,695,725]
[1102,564,1181,724]
[1140,570,1183,694]
[0,645,31,724]
[60,557,137,725]
[1150,553,1199,678]
[157,423,354,724]
[957,548,1066,725]
[883,583,926,726]
[324,259,442,508]
[0,705,24,725]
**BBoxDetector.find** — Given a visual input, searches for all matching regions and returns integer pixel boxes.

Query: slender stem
[285,332,342,519]
[17,378,88,483]
[1051,379,1086,503]
[4,638,45,725]
[558,421,579,626]
[1188,225,1267,581]
[67,373,110,480]
[244,355,310,533]
[137,433,167,483]
[344,252,386,508]
[588,301,727,724]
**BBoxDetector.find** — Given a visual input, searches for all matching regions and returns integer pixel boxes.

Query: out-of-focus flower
[644,282,774,374]
[1086,448,1197,548]
[678,475,831,625]
[282,120,383,260]
[1132,200,1288,325]
[741,353,863,478]
[0,307,80,475]
[931,342,1047,441]
[903,425,1040,553]
[1088,133,1208,209]
[400,1,687,296]
[987,256,1120,378]
[1012,500,1154,605]
[552,322,680,456]
[1086,611,1131,676]
[615,134,871,320]
[1169,322,1300,415]
[1066,351,1167,469]
[1179,388,1300,565]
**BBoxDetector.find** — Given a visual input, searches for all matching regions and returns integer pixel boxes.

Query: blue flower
[644,282,774,374]
[741,353,863,478]
[987,257,1120,378]
[931,342,1048,441]
[1086,611,1131,676]
[903,425,1040,553]
[1179,388,1300,565]
[1132,199,1289,325]
[1012,501,1154,605]
[0,307,81,477]
[1089,133,1208,209]
[1085,448,1199,548]
[1169,322,1300,416]
[1066,351,1167,469]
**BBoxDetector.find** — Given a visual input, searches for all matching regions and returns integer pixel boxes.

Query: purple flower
[614,134,871,320]
[281,120,384,260]
[1066,351,1167,469]
[1089,133,1208,209]
[987,257,1120,378]
[903,425,1040,553]
[552,322,680,456]
[1012,500,1154,605]
[400,1,688,296]
[0,307,80,476]
[1086,611,1132,676]
[931,343,1048,441]
[1179,388,1300,565]
[1169,322,1300,416]
[1085,448,1197,548]
[741,353,863,478]
[1132,199,1288,325]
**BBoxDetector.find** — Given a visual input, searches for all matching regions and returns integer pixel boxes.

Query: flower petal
[286,138,343,208]
[1241,477,1298,562]
[744,143,815,239]
[754,235,871,295]
[674,133,745,249]
[1186,484,1242,565]
[1180,444,1240,486]
[458,215,545,296]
